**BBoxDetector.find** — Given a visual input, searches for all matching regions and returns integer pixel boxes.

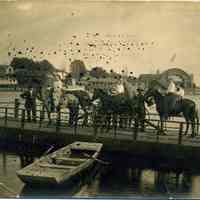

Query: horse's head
[144,88,163,106]
[144,88,156,106]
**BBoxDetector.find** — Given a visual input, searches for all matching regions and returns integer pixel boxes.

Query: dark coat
[20,89,36,109]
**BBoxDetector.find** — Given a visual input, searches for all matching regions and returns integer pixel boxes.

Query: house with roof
[0,65,18,90]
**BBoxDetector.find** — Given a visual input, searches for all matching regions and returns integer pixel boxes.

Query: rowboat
[16,141,103,185]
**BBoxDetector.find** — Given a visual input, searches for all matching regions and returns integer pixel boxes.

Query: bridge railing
[0,99,198,145]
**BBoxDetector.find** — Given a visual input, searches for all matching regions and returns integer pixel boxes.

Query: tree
[70,60,87,81]
[89,67,108,78]
[10,57,56,87]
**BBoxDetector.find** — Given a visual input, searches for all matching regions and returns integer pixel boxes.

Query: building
[55,69,68,81]
[138,68,194,90]
[0,65,18,90]
[79,75,119,92]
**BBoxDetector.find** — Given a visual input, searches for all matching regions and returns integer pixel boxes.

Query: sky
[1,0,200,84]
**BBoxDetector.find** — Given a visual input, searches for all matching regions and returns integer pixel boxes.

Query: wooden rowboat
[16,141,103,185]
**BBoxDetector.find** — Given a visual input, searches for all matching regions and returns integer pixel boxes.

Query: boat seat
[54,157,87,162]
[39,163,76,170]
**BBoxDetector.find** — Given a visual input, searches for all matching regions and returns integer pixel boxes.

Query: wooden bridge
[0,99,200,170]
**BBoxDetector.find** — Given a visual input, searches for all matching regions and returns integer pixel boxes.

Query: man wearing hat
[135,87,146,132]
[20,86,37,122]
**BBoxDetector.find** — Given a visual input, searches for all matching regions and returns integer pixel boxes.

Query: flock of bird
[7,32,156,69]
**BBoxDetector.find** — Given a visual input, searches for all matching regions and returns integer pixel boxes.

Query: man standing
[135,88,146,132]
[164,79,179,118]
[167,79,176,95]
[20,86,37,122]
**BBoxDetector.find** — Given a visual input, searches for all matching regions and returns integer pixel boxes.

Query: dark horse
[92,88,136,132]
[144,88,199,137]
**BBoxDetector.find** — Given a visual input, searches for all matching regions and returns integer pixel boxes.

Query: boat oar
[35,145,55,162]
[0,182,19,198]
[42,145,54,157]
[83,153,110,165]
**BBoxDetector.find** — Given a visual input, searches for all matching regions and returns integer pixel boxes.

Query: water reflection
[0,152,200,198]
[20,179,85,198]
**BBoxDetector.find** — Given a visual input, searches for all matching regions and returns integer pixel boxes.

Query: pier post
[4,107,8,126]
[178,122,183,145]
[14,98,20,119]
[21,109,25,129]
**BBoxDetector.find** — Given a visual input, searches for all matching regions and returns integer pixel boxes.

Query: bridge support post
[178,122,183,145]
[14,98,20,119]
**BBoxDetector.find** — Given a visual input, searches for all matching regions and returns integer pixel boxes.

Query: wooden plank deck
[0,117,199,148]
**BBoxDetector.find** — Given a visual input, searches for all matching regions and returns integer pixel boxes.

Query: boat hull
[17,142,103,186]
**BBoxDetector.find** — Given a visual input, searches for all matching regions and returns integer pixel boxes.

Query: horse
[144,88,199,137]
[61,88,92,126]
[55,91,80,127]
[92,88,136,132]
[37,76,80,127]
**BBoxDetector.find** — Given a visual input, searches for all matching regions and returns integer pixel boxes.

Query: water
[0,151,200,198]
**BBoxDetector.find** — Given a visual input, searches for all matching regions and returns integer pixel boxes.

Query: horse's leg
[191,115,196,138]
[113,114,118,135]
[160,117,166,135]
[82,108,89,127]
[47,111,52,125]
[184,122,189,136]
[74,106,79,127]
[100,114,106,133]
[68,107,74,127]
[191,120,195,138]
[184,118,189,136]
[106,114,111,133]
[195,111,199,136]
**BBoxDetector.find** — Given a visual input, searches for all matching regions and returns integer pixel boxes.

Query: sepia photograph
[0,0,200,198]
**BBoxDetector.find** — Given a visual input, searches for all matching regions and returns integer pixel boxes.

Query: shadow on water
[0,146,200,198]
[97,164,195,197]
[20,179,85,198]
